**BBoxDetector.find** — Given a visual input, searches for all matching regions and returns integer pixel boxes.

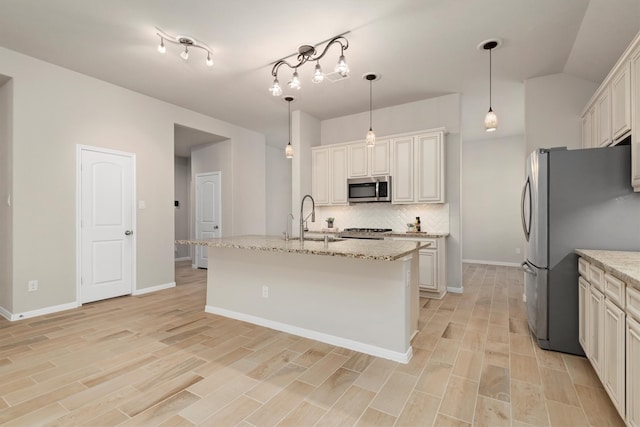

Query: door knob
[214,226,219,230]
[125,230,133,236]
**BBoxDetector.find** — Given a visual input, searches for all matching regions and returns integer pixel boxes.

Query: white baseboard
[133,282,176,296]
[447,286,464,294]
[3,301,80,321]
[205,305,413,364]
[463,259,522,267]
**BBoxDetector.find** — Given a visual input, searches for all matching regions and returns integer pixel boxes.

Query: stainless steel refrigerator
[521,144,640,355]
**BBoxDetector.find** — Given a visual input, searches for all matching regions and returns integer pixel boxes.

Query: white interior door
[196,172,221,268]
[80,147,135,303]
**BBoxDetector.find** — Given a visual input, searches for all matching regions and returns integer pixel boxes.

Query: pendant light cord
[489,47,492,109]
[288,100,292,143]
[369,80,373,131]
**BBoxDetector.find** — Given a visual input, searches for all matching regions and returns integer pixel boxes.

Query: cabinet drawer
[578,258,590,280]
[590,265,605,291]
[627,285,640,323]
[605,273,626,309]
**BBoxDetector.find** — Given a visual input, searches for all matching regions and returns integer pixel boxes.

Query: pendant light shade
[284,96,294,159]
[364,73,379,147]
[479,39,501,132]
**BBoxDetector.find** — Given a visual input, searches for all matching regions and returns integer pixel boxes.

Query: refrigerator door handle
[521,178,531,242]
[520,260,537,276]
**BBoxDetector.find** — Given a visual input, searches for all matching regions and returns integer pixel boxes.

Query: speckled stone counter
[575,249,640,291]
[177,235,429,261]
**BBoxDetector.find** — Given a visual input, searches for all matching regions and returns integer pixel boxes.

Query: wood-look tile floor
[0,262,625,426]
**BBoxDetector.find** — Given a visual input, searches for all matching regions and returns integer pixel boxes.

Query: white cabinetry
[611,62,631,141]
[631,45,640,191]
[390,236,447,299]
[579,256,637,423]
[579,276,589,350]
[581,110,594,149]
[595,89,612,147]
[588,284,605,378]
[627,315,640,427]
[311,145,348,206]
[348,140,390,178]
[312,147,329,205]
[392,130,445,204]
[330,146,348,205]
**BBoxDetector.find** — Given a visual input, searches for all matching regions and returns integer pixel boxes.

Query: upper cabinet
[348,139,391,178]
[312,128,446,206]
[311,145,348,206]
[392,130,445,204]
[581,30,640,191]
[631,44,640,191]
[612,62,631,141]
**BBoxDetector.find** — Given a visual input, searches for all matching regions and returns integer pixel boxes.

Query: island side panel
[205,246,416,362]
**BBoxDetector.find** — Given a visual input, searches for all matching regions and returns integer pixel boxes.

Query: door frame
[75,144,137,304]
[195,171,221,268]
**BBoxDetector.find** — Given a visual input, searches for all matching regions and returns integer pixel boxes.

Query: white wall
[462,135,526,265]
[320,95,463,291]
[0,46,266,317]
[0,78,12,313]
[525,73,599,154]
[291,110,321,236]
[266,145,292,236]
[174,156,190,259]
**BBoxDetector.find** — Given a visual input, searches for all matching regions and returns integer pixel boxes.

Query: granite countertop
[176,235,429,261]
[575,249,640,291]
[306,230,449,238]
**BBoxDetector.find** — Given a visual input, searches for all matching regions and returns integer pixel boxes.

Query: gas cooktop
[343,228,392,233]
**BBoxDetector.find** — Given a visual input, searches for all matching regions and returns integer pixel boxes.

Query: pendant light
[363,73,379,147]
[479,39,501,132]
[285,96,294,159]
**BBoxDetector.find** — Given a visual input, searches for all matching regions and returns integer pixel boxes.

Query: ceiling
[0,0,639,153]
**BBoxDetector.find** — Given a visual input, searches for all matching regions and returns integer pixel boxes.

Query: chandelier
[156,27,214,67]
[268,33,350,96]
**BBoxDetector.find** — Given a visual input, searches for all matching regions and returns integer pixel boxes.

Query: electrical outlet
[28,280,38,292]
[262,285,269,298]
[515,247,521,254]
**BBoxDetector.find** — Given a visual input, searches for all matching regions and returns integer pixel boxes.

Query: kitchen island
[177,235,429,363]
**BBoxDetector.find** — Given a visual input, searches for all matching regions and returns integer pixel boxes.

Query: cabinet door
[330,146,348,205]
[348,144,368,178]
[369,139,391,176]
[311,148,330,205]
[628,316,640,427]
[392,137,415,203]
[595,88,612,147]
[579,276,589,352]
[418,250,437,291]
[631,46,640,191]
[416,132,444,203]
[588,285,605,379]
[603,298,626,418]
[581,111,593,149]
[611,62,631,141]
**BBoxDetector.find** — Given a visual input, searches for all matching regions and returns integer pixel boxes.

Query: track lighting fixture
[269,33,349,96]
[285,96,295,159]
[364,73,379,147]
[156,27,214,68]
[478,39,501,132]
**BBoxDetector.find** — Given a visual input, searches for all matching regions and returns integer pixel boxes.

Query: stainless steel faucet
[283,213,294,241]
[299,194,315,242]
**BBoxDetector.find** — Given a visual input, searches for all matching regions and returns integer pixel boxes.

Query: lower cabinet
[390,236,447,298]
[628,316,640,427]
[588,284,605,379]
[603,298,626,416]
[579,255,638,423]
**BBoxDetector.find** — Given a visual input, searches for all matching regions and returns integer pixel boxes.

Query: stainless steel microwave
[348,176,392,203]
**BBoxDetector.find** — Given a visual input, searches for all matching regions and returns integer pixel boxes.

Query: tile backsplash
[309,203,450,234]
